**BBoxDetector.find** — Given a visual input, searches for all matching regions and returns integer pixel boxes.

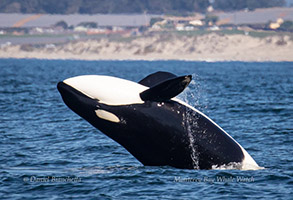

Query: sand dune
[0,33,292,61]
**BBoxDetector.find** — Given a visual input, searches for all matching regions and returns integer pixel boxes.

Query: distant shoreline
[1,32,293,62]
[1,57,292,63]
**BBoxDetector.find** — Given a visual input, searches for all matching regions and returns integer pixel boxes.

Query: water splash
[177,74,263,171]
[177,73,208,112]
[211,162,243,170]
[183,109,200,169]
[179,74,202,169]
[212,162,265,170]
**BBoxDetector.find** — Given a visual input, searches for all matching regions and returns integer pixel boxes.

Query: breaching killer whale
[57,71,259,170]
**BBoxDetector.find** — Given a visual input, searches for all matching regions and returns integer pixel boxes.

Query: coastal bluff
[1,32,292,61]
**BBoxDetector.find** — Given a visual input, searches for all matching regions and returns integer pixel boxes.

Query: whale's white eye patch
[95,109,120,123]
[63,75,146,105]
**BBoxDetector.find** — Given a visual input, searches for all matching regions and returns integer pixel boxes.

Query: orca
[57,71,259,170]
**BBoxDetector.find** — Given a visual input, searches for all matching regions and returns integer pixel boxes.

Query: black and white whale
[57,71,259,170]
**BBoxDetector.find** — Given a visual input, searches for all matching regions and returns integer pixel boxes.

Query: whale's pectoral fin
[139,71,177,87]
[140,75,192,102]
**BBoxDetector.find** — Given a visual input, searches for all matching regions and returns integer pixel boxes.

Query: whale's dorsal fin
[140,75,192,102]
[139,71,177,87]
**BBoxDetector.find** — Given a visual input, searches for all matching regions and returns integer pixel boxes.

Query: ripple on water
[0,60,292,199]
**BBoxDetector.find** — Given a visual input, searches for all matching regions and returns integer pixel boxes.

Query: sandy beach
[0,32,293,61]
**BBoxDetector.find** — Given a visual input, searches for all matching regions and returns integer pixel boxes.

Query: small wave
[76,165,140,176]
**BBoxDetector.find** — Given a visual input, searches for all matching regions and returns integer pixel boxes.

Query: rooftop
[215,7,293,25]
[0,13,161,28]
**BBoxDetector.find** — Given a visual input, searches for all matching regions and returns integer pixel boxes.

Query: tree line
[0,0,286,14]
[213,0,285,11]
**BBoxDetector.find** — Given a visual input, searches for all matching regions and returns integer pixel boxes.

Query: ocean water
[0,59,292,199]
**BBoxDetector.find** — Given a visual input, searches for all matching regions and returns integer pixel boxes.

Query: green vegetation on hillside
[0,0,286,14]
[0,0,210,14]
[279,20,293,32]
[213,0,285,11]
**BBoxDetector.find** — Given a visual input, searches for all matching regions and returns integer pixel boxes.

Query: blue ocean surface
[0,59,292,199]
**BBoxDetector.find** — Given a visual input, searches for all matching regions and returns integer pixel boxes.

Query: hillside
[1,32,292,61]
[0,0,286,14]
[0,0,210,14]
